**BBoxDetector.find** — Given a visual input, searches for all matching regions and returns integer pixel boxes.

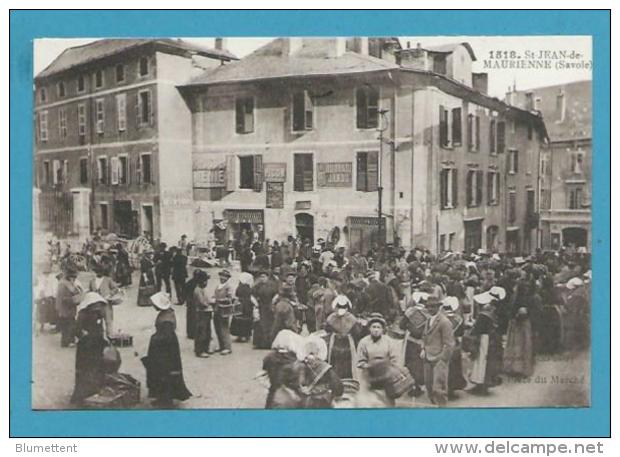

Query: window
[568,187,583,209]
[508,191,517,223]
[466,169,483,207]
[527,122,533,140]
[294,153,314,192]
[39,111,48,142]
[118,156,128,185]
[489,119,496,154]
[467,113,480,151]
[292,91,314,132]
[95,70,104,88]
[237,155,263,191]
[97,157,108,184]
[487,171,500,205]
[95,98,105,134]
[497,121,506,154]
[439,106,449,148]
[571,151,584,174]
[433,55,446,74]
[100,204,109,230]
[57,82,65,98]
[452,107,462,146]
[508,149,519,174]
[137,90,152,126]
[39,88,47,103]
[556,91,566,122]
[356,87,379,129]
[116,94,127,131]
[234,97,254,134]
[139,57,149,77]
[526,189,536,216]
[63,160,68,185]
[448,233,456,251]
[440,234,447,252]
[356,151,379,192]
[140,154,152,184]
[440,168,458,209]
[58,108,67,138]
[77,75,85,93]
[115,64,125,83]
[540,153,549,176]
[43,161,50,186]
[78,104,86,137]
[52,160,61,185]
[79,158,88,184]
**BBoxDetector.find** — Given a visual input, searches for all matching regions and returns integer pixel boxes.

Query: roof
[184,38,399,86]
[512,80,591,142]
[36,38,237,79]
[401,42,477,62]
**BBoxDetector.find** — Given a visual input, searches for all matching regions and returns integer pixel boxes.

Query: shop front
[224,208,265,249]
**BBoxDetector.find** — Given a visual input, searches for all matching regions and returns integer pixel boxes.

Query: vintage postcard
[31,34,593,412]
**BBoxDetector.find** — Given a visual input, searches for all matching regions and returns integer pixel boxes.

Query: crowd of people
[35,229,591,409]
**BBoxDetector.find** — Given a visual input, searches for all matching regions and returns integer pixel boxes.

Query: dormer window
[77,75,85,93]
[95,70,104,89]
[116,64,125,83]
[57,82,65,98]
[433,55,447,75]
[139,57,149,77]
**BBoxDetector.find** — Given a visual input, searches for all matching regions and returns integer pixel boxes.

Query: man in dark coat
[364,270,395,322]
[154,243,172,294]
[171,247,188,305]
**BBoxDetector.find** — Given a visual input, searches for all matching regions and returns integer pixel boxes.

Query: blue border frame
[10,10,610,437]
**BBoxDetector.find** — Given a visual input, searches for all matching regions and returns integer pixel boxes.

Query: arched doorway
[562,227,588,248]
[295,213,314,244]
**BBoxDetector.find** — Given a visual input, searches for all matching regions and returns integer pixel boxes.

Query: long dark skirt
[71,334,106,404]
[253,305,275,349]
[194,310,212,355]
[37,297,58,326]
[403,340,425,387]
[326,334,355,380]
[504,318,534,377]
[144,322,192,402]
[448,347,467,393]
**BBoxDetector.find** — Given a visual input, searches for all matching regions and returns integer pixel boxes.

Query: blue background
[10,10,610,437]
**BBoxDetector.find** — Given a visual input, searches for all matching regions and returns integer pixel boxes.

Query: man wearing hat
[271,284,299,342]
[364,270,396,323]
[421,296,455,406]
[55,267,83,347]
[213,269,234,355]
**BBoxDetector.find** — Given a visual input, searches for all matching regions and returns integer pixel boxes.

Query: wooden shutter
[497,121,505,153]
[476,170,483,205]
[440,169,447,209]
[302,155,313,191]
[439,105,448,147]
[466,171,473,206]
[136,93,142,126]
[367,151,378,192]
[452,170,458,207]
[452,108,462,145]
[356,88,367,129]
[294,155,303,191]
[111,157,119,185]
[487,172,493,205]
[225,155,236,191]
[235,98,244,133]
[305,91,313,130]
[244,98,254,133]
[292,92,305,131]
[514,150,519,172]
[356,152,367,191]
[148,90,154,126]
[475,116,481,151]
[489,120,496,153]
[467,114,474,150]
[253,154,263,192]
[367,88,379,128]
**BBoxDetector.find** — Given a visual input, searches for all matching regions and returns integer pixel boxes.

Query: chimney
[472,72,489,95]
[359,37,369,55]
[288,37,303,56]
[214,37,228,51]
[335,37,346,57]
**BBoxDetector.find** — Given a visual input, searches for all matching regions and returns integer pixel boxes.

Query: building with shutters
[507,80,592,251]
[180,37,547,254]
[34,38,237,242]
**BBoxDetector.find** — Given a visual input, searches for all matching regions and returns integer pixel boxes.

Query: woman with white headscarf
[262,329,303,408]
[324,295,363,380]
[297,336,344,408]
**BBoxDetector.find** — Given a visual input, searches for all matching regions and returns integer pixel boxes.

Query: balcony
[539,209,591,223]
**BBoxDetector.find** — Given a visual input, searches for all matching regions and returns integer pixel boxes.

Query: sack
[103,346,122,373]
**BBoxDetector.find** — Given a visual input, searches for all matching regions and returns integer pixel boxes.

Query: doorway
[562,227,588,249]
[295,213,314,244]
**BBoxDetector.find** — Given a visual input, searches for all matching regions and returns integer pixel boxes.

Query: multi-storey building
[180,37,546,254]
[507,80,591,251]
[34,38,237,242]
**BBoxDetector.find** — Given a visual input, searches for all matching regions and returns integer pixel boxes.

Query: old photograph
[32,36,592,410]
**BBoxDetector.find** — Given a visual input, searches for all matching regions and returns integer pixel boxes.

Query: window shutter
[367,151,378,192]
[487,172,493,205]
[253,154,263,192]
[136,156,142,184]
[467,114,474,150]
[148,90,154,126]
[356,88,367,129]
[305,91,313,130]
[439,105,448,147]
[496,174,501,201]
[452,170,458,207]
[489,120,496,153]
[440,169,447,209]
[475,116,481,151]
[225,155,236,191]
[235,98,244,133]
[302,155,313,191]
[292,92,305,131]
[367,88,379,128]
[452,108,462,145]
[476,170,483,205]
[514,151,519,172]
[245,98,254,133]
[136,94,142,126]
[294,155,303,191]
[497,121,505,153]
[466,171,473,206]
[356,153,367,191]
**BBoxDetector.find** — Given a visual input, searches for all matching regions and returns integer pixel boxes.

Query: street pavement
[32,267,590,410]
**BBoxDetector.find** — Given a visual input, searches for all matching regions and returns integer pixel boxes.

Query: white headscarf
[238,272,254,287]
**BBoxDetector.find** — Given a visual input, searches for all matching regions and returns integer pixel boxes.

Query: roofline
[398,42,477,62]
[35,39,237,81]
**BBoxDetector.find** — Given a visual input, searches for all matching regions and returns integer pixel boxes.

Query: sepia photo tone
[32,36,592,410]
